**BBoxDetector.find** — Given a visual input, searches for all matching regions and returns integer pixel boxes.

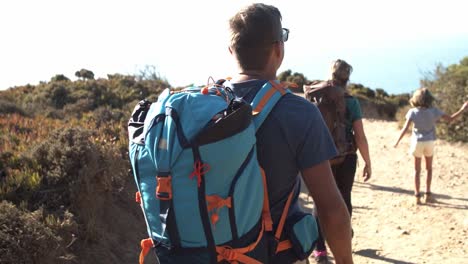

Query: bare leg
[414,157,422,204]
[424,156,435,203]
[414,157,422,195]
[425,156,433,194]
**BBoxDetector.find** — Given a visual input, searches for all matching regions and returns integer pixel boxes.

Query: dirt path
[300,119,468,264]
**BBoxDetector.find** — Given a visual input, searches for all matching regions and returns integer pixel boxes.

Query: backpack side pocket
[285,212,318,260]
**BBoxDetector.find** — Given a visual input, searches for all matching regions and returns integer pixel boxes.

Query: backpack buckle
[156,175,172,200]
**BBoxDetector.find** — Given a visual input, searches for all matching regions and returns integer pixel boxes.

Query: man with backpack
[128,4,353,264]
[228,4,353,264]
[304,59,372,263]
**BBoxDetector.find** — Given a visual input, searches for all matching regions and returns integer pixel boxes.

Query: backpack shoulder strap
[251,80,291,131]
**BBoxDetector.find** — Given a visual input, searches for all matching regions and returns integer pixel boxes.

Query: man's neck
[332,79,347,87]
[235,70,276,82]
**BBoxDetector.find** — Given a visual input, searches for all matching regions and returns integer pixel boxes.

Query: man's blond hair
[229,4,282,71]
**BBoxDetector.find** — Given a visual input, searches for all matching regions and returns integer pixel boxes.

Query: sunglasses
[273,28,289,43]
[281,28,289,42]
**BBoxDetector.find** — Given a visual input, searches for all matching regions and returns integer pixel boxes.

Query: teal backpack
[128,80,316,264]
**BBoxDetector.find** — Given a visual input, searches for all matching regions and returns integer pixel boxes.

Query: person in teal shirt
[314,60,372,263]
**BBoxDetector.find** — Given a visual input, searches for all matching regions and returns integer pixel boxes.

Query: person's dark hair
[330,59,353,85]
[229,4,282,71]
[410,87,435,108]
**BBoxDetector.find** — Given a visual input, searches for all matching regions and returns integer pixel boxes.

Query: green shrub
[420,57,468,142]
[349,83,376,98]
[92,106,126,126]
[395,105,412,129]
[0,201,68,263]
[388,93,411,107]
[277,69,307,93]
[354,96,397,120]
[30,127,126,211]
[0,71,167,120]
[375,88,389,98]
[50,74,70,82]
[48,84,71,109]
[62,98,94,119]
[75,69,94,80]
[0,99,26,116]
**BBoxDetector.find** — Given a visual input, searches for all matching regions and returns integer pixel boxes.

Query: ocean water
[286,35,468,95]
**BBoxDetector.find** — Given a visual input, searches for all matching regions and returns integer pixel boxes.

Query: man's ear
[272,42,282,58]
[228,46,233,55]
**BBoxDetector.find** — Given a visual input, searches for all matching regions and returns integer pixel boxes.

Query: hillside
[0,73,168,263]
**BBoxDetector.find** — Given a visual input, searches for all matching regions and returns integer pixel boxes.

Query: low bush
[30,127,126,211]
[0,201,73,263]
[0,99,27,116]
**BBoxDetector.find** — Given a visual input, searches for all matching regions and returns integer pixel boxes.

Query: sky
[1,0,467,94]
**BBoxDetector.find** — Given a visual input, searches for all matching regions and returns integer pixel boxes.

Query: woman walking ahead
[394,87,468,204]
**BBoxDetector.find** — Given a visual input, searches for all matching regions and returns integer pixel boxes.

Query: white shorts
[409,140,435,158]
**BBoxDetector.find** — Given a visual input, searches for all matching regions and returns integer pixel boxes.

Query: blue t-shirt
[231,80,338,223]
[406,107,445,141]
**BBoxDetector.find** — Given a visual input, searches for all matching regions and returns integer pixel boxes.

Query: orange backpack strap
[252,81,288,116]
[276,240,293,253]
[214,167,273,264]
[139,238,154,264]
[216,220,265,264]
[135,191,142,204]
[273,186,295,254]
[260,168,273,232]
[275,188,295,240]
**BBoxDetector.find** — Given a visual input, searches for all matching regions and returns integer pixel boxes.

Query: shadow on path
[352,205,372,214]
[354,182,413,195]
[354,249,415,264]
[354,182,468,210]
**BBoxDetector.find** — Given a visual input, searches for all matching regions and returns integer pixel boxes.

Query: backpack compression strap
[214,168,274,264]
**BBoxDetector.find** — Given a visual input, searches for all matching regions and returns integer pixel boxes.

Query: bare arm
[353,119,371,181]
[394,118,411,148]
[302,161,353,264]
[440,101,468,122]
